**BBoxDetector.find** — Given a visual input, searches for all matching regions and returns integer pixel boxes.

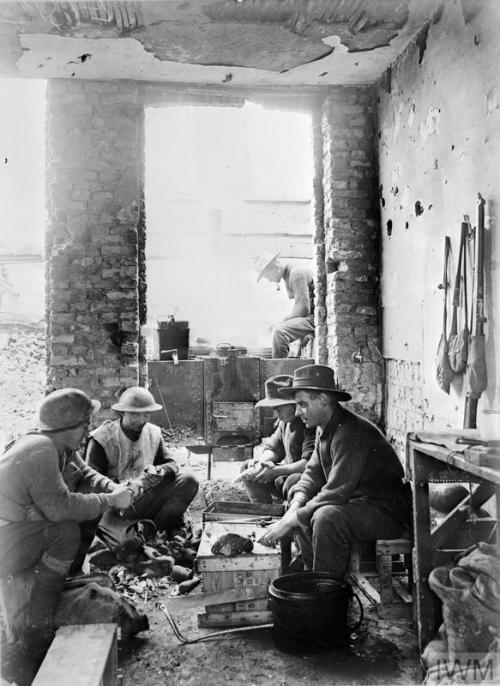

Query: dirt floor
[0,325,422,685]
[115,455,421,686]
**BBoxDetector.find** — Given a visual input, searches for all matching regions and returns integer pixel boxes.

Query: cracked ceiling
[0,0,441,85]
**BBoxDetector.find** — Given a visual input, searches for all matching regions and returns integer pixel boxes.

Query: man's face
[274,404,296,423]
[65,419,90,451]
[122,411,151,433]
[294,391,325,429]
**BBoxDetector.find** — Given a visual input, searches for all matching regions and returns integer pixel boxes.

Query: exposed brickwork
[46,80,143,410]
[320,87,382,422]
[311,107,327,365]
[384,359,427,458]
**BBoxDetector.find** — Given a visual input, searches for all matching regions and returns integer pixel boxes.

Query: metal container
[157,319,189,361]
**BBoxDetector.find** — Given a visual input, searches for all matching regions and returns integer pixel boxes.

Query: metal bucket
[268,572,361,654]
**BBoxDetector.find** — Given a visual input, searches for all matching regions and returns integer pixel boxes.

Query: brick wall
[319,87,382,422]
[46,80,144,409]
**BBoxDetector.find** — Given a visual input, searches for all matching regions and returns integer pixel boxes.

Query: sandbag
[429,565,499,660]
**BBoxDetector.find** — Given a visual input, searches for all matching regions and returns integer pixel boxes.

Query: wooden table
[407,435,500,651]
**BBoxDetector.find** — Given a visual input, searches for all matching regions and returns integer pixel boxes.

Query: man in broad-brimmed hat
[239,375,316,504]
[259,365,410,579]
[253,252,315,358]
[86,386,199,551]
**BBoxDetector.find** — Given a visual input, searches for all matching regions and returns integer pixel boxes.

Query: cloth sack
[429,547,500,662]
[448,326,469,375]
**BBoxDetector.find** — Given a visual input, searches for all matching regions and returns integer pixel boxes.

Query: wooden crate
[197,522,282,594]
[32,623,117,686]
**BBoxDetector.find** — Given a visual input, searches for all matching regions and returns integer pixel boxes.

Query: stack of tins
[195,502,284,627]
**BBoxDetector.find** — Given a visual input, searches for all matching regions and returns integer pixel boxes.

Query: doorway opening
[144,101,313,359]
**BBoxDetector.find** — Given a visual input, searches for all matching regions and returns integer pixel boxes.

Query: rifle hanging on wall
[463,193,487,428]
[448,219,469,373]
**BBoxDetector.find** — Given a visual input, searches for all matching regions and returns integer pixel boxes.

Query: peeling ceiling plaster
[0,0,442,85]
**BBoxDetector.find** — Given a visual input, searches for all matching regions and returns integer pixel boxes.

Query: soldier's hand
[126,479,144,499]
[142,465,164,489]
[108,485,134,510]
[254,465,276,483]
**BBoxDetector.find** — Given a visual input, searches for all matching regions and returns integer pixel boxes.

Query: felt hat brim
[278,385,352,402]
[255,396,296,408]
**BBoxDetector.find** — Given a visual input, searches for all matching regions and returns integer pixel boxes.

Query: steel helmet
[38,388,101,431]
[111,386,162,413]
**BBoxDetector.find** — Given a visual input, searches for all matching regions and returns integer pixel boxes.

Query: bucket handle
[349,591,364,633]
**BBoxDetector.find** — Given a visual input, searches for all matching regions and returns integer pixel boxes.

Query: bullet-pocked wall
[45,80,382,421]
[376,1,500,454]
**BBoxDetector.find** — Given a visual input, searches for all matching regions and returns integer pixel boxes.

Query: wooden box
[196,521,282,594]
[32,623,117,686]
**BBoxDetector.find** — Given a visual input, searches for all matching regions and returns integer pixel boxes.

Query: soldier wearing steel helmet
[86,386,199,550]
[0,388,134,683]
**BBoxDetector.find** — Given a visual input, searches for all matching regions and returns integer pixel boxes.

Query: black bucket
[268,572,360,654]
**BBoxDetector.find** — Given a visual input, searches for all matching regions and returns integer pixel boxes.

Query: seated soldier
[0,388,134,684]
[86,386,199,552]
[260,365,410,580]
[240,375,315,504]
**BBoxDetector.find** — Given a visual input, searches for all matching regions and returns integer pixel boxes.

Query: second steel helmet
[38,388,101,431]
[111,386,162,413]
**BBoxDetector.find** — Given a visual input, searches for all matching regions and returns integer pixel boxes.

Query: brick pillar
[311,107,327,365]
[321,87,382,421]
[45,80,144,410]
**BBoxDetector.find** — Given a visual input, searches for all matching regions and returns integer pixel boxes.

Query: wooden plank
[197,610,273,628]
[349,573,380,606]
[410,445,439,652]
[167,586,269,610]
[377,554,393,604]
[376,539,411,556]
[33,624,117,686]
[393,578,412,604]
[201,568,280,594]
[205,597,268,614]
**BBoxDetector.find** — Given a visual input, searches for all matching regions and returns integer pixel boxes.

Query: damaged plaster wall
[321,86,382,422]
[376,0,500,452]
[46,79,144,408]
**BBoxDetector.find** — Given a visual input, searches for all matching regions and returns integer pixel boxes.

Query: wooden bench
[32,624,118,686]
